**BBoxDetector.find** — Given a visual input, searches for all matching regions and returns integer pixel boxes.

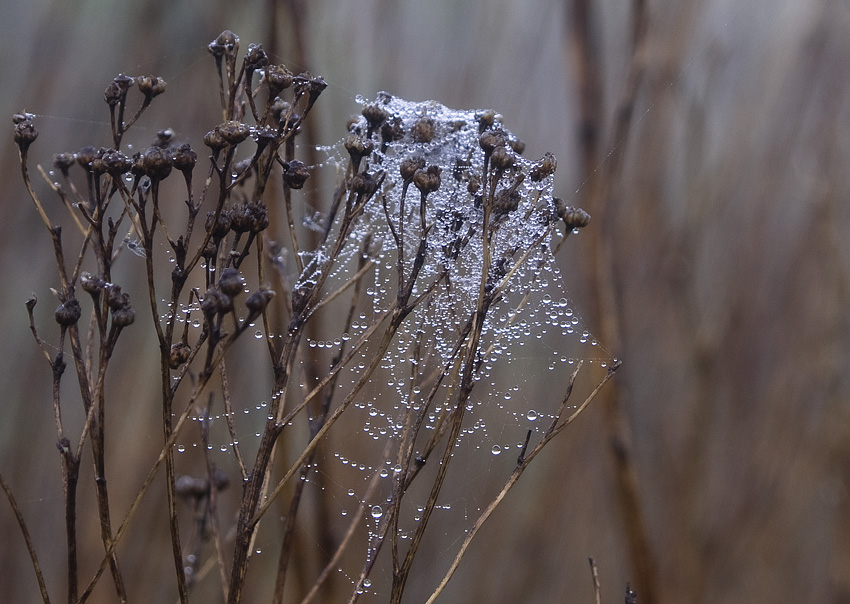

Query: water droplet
[526,410,538,421]
[176,445,185,453]
[370,505,383,519]
[254,330,263,339]
[491,445,502,455]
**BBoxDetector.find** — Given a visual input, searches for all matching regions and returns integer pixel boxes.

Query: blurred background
[1,0,849,602]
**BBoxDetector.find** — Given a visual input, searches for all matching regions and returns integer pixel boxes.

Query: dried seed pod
[169,342,192,368]
[206,210,232,240]
[400,156,425,182]
[173,143,197,175]
[490,146,514,171]
[412,117,436,143]
[530,152,557,181]
[102,150,131,177]
[136,75,167,100]
[52,153,76,176]
[478,130,506,154]
[362,103,389,132]
[352,171,379,197]
[218,268,245,297]
[217,121,250,146]
[413,166,442,195]
[265,65,293,95]
[80,272,105,296]
[203,128,226,153]
[477,109,497,132]
[562,206,590,229]
[344,133,374,172]
[245,286,274,317]
[282,160,310,189]
[244,43,268,72]
[112,305,135,328]
[55,299,82,327]
[209,30,239,58]
[13,119,38,152]
[142,146,173,181]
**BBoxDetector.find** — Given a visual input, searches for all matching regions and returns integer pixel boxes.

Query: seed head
[530,152,557,181]
[282,160,310,189]
[245,286,275,317]
[136,75,167,100]
[209,30,239,58]
[172,143,197,175]
[142,146,173,181]
[265,65,293,96]
[54,299,82,327]
[490,146,514,171]
[412,118,436,143]
[400,156,425,182]
[13,119,38,153]
[413,166,441,195]
[52,153,76,176]
[217,121,251,146]
[218,268,245,297]
[169,342,191,368]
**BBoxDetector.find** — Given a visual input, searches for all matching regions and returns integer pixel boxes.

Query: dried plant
[6,30,617,604]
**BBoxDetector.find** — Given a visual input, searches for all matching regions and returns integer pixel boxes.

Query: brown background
[1,0,848,602]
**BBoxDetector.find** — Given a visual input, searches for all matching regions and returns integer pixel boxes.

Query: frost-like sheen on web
[316,93,568,376]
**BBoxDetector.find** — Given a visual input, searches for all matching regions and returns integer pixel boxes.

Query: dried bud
[412,117,436,143]
[89,148,108,176]
[200,287,229,319]
[136,75,167,100]
[209,30,239,58]
[154,128,174,148]
[55,299,82,327]
[80,272,105,296]
[344,133,374,171]
[490,146,514,171]
[247,201,269,233]
[217,121,250,146]
[362,103,389,132]
[252,125,278,150]
[218,268,245,297]
[400,156,425,182]
[245,286,275,316]
[293,74,327,112]
[104,74,134,106]
[477,110,496,132]
[13,120,38,152]
[52,153,76,176]
[206,210,232,240]
[244,43,268,72]
[106,285,129,311]
[530,152,557,181]
[479,130,506,154]
[169,342,191,368]
[265,65,293,95]
[282,160,310,189]
[413,166,441,195]
[380,117,404,145]
[102,150,131,177]
[561,206,591,230]
[203,128,226,153]
[142,146,173,181]
[351,171,379,197]
[172,143,197,174]
[112,305,135,328]
[76,146,97,170]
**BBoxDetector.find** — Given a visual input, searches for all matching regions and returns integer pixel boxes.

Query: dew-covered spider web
[169,93,615,598]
